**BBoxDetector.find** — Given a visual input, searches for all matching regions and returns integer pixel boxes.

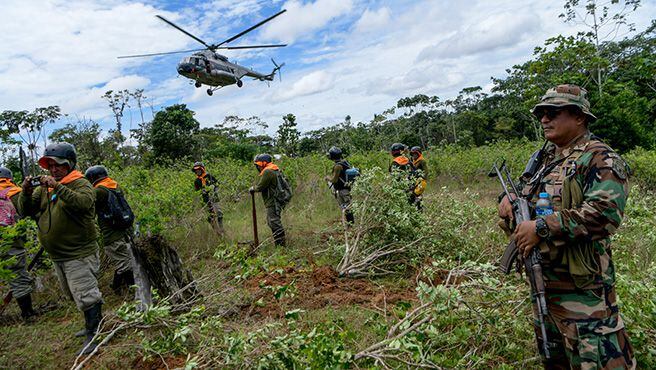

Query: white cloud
[272,70,334,102]
[64,75,150,116]
[0,1,190,112]
[417,12,539,61]
[260,0,354,43]
[354,7,391,34]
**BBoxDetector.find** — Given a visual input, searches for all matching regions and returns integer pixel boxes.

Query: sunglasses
[535,107,564,120]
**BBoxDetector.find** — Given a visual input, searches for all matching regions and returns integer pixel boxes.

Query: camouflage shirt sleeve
[545,147,629,242]
[416,160,428,179]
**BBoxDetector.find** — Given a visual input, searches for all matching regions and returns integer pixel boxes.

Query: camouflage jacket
[521,132,630,290]
[194,172,219,205]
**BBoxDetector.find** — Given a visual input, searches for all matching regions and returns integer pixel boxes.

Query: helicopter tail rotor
[270,58,285,82]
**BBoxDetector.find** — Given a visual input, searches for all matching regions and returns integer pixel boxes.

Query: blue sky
[1,0,655,138]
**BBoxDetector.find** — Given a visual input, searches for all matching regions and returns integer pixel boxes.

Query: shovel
[251,191,259,249]
[238,191,260,255]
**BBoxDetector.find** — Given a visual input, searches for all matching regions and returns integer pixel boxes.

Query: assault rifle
[490,160,550,360]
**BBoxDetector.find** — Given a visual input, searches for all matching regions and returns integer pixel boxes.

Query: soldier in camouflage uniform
[410,146,428,210]
[324,146,355,224]
[249,154,286,246]
[499,84,634,369]
[192,162,224,236]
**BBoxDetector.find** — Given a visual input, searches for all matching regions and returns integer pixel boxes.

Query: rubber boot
[74,328,87,337]
[110,270,122,294]
[78,302,102,356]
[16,294,36,323]
[121,270,135,290]
[345,211,355,225]
[273,230,286,247]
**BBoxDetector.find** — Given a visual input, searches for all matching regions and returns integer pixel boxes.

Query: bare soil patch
[241,265,416,318]
[132,355,187,370]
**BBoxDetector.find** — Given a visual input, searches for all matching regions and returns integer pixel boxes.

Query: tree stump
[131,235,199,307]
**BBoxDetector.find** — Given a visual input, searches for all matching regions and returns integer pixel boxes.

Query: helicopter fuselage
[177,51,270,88]
[118,10,287,96]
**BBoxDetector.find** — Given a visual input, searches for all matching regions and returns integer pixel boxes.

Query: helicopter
[118,9,287,96]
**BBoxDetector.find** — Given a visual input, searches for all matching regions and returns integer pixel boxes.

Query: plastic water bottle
[535,192,554,218]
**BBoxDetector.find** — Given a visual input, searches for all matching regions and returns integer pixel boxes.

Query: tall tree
[48,119,116,169]
[0,106,63,171]
[560,0,642,94]
[276,114,300,156]
[135,104,200,164]
[102,89,130,142]
[130,89,147,126]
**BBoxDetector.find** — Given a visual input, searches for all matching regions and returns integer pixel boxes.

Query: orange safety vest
[0,178,21,198]
[258,162,279,176]
[393,156,409,166]
[94,177,119,190]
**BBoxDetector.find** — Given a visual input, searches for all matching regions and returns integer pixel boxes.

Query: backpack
[0,189,18,227]
[99,187,135,230]
[274,171,293,208]
[337,161,360,189]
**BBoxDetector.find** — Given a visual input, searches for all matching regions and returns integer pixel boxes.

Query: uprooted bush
[336,167,426,277]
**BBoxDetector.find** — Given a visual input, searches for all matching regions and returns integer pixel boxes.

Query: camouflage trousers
[53,251,103,311]
[104,237,133,274]
[207,201,224,235]
[3,250,34,299]
[410,193,423,211]
[534,285,635,369]
[266,204,285,246]
[335,189,354,224]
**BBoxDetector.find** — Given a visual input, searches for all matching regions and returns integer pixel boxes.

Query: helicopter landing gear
[236,79,243,88]
[206,86,222,96]
[195,81,202,88]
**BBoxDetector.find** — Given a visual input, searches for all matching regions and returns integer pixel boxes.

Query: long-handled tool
[251,191,259,248]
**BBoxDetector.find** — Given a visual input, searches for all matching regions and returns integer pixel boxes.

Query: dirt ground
[131,355,187,370]
[241,265,417,318]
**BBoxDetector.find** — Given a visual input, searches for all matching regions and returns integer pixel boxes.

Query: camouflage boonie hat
[531,84,597,122]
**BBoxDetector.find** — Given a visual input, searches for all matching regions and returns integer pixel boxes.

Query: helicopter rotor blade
[217,44,287,50]
[117,48,206,59]
[215,9,287,48]
[155,15,214,50]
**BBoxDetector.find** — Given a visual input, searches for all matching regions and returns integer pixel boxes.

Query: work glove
[249,186,255,194]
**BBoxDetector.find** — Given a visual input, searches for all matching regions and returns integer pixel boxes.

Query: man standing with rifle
[497,85,634,369]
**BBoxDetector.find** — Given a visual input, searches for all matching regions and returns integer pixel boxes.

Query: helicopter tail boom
[264,58,285,81]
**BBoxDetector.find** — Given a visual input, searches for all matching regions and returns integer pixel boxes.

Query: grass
[1,144,655,369]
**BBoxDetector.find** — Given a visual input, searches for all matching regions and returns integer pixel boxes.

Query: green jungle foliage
[2,144,654,369]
